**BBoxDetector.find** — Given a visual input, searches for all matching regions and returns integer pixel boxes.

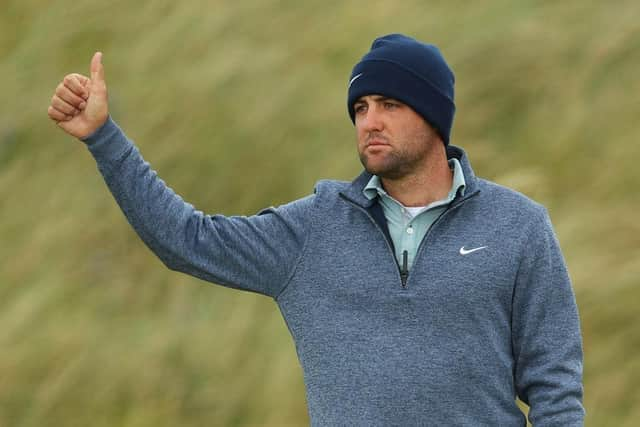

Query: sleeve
[511,207,585,426]
[82,117,313,298]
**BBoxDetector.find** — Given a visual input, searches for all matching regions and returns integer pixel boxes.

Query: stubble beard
[359,141,428,181]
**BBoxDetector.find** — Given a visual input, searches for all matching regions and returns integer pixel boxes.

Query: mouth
[366,138,390,148]
[365,143,391,153]
[365,133,390,147]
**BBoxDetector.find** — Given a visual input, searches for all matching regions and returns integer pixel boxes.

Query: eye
[354,104,367,114]
[383,101,398,110]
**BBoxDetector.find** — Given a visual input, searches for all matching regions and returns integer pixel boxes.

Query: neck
[381,146,452,207]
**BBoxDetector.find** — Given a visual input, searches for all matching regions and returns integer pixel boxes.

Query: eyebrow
[354,95,398,104]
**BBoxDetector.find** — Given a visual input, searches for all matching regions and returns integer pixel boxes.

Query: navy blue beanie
[347,34,456,145]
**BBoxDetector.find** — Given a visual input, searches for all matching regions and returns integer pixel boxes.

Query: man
[48,34,584,426]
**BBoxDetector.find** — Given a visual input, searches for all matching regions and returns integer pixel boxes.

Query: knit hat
[347,34,456,145]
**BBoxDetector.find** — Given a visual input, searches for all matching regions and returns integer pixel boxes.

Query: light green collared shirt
[363,158,466,270]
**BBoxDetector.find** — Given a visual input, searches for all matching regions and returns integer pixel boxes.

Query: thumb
[90,51,105,84]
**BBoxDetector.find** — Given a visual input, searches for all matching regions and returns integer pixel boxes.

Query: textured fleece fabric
[363,158,466,269]
[83,117,585,426]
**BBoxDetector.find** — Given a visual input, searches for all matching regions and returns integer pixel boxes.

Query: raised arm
[48,54,312,298]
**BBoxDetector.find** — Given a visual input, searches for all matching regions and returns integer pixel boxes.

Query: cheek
[355,125,367,145]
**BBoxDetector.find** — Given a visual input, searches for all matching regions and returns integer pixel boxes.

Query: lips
[367,140,388,146]
[366,143,391,153]
[365,133,390,147]
[365,136,391,149]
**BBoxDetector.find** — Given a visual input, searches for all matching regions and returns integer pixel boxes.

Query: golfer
[48,34,584,426]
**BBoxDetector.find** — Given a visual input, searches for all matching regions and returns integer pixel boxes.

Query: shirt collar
[363,158,466,202]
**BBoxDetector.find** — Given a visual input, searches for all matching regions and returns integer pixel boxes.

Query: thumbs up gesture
[48,52,109,139]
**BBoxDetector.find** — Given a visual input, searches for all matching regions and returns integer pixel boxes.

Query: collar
[340,144,479,208]
[362,158,466,203]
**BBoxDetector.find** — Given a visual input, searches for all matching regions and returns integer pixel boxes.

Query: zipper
[341,197,406,288]
[340,189,480,289]
[400,250,409,288]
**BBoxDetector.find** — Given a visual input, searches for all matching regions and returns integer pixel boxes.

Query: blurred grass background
[1,0,639,425]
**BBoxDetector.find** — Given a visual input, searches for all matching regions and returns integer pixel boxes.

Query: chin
[363,162,399,179]
[362,158,407,180]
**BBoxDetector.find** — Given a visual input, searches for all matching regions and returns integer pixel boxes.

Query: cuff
[81,116,133,165]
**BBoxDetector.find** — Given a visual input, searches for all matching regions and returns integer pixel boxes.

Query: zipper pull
[400,250,409,288]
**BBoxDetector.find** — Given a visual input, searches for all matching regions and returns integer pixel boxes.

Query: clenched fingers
[64,74,90,99]
[47,105,73,122]
[50,94,80,116]
[56,82,87,110]
[59,73,89,109]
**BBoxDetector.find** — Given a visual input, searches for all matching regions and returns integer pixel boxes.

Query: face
[354,95,441,180]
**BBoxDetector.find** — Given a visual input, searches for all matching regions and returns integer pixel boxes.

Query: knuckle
[48,107,61,119]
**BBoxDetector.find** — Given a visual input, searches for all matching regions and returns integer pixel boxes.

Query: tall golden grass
[1,0,639,425]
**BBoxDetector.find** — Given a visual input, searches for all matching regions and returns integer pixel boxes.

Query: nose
[357,107,384,132]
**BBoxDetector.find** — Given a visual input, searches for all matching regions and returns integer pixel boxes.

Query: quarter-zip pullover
[83,117,584,426]
[363,158,466,269]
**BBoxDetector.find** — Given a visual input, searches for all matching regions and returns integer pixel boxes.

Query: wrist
[80,116,111,143]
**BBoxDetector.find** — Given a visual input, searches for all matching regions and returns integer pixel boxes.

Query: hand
[48,52,109,139]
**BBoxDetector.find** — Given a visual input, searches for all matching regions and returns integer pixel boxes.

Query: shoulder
[314,178,352,194]
[304,179,364,215]
[262,179,353,218]
[466,177,554,238]
[461,179,563,264]
[312,178,354,203]
[474,177,546,216]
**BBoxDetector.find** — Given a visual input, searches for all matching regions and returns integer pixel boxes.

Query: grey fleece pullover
[83,117,584,426]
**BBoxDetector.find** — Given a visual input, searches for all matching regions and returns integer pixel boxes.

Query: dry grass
[1,0,639,425]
